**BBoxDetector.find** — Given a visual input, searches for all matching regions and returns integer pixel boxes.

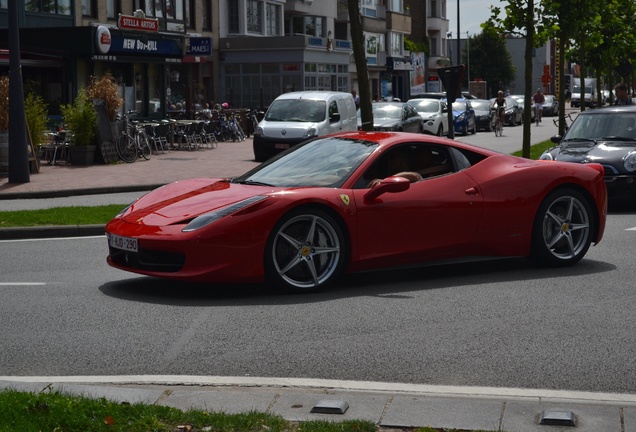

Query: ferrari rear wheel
[265,208,346,292]
[530,188,594,267]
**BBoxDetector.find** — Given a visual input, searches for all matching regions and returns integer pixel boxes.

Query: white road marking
[0,282,46,286]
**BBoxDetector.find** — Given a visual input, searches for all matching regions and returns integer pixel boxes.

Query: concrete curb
[0,224,105,240]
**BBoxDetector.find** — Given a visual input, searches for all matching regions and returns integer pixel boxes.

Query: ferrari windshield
[264,99,326,122]
[236,137,378,187]
[565,112,636,141]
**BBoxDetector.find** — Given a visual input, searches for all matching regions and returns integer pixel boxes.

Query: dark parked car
[542,95,559,116]
[471,99,496,132]
[358,102,424,133]
[490,96,523,126]
[540,105,636,201]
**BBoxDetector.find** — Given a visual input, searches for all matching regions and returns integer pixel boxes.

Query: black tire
[265,208,347,293]
[529,188,594,267]
[138,133,152,160]
[116,135,136,163]
[437,125,444,136]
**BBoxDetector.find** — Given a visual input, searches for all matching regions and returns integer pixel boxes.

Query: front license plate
[274,143,289,150]
[110,234,138,253]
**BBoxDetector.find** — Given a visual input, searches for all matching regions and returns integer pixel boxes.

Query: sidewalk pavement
[2,376,636,431]
[0,138,260,200]
[2,135,636,431]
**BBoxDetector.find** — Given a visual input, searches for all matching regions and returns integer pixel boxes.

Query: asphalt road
[1,209,635,394]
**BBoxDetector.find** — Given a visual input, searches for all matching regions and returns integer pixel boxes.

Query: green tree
[463,32,515,98]
[484,0,545,158]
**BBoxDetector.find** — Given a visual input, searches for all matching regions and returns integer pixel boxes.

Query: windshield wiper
[561,138,597,144]
[599,136,636,141]
[233,179,275,187]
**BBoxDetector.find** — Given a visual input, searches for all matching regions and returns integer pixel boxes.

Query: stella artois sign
[118,11,159,32]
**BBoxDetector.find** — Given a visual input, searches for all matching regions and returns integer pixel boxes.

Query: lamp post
[466,31,470,84]
[447,32,453,64]
[456,0,460,67]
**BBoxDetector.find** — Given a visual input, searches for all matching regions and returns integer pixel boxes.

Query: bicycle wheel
[116,134,137,163]
[137,132,152,160]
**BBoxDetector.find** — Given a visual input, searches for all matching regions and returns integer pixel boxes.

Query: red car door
[350,171,485,269]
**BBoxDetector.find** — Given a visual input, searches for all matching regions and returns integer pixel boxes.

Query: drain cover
[539,410,576,426]
[310,399,349,414]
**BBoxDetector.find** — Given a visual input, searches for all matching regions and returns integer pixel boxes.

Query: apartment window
[266,3,281,36]
[288,16,325,37]
[441,0,446,19]
[430,0,437,17]
[430,37,438,57]
[81,0,96,17]
[25,0,71,14]
[201,0,212,30]
[388,0,403,13]
[107,0,121,19]
[247,0,263,33]
[389,32,404,57]
[361,0,377,17]
[228,0,239,33]
[136,0,193,31]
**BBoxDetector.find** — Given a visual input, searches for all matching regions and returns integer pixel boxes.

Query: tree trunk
[348,0,372,131]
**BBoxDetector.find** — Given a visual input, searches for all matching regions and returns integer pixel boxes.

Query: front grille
[109,247,185,273]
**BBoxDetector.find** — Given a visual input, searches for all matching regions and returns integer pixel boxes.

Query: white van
[253,91,358,161]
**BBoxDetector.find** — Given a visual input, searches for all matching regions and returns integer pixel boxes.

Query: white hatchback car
[406,98,448,136]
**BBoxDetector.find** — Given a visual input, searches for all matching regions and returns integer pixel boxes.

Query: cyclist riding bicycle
[533,88,545,124]
[492,91,506,127]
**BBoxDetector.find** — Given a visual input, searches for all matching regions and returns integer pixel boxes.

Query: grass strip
[0,204,126,228]
[0,389,498,432]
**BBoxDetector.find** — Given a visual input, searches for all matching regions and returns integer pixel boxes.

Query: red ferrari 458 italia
[106,131,607,292]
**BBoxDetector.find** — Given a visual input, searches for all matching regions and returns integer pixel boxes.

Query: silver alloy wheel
[541,195,590,260]
[271,213,342,290]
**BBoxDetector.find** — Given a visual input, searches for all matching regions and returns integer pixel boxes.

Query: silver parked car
[406,98,448,136]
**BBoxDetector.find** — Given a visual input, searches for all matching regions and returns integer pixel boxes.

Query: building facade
[0,0,217,119]
[2,0,453,115]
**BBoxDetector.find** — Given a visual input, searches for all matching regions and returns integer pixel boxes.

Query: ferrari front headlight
[183,196,268,232]
[623,151,636,172]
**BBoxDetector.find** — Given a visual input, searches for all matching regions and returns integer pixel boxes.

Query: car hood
[369,118,402,128]
[259,121,315,138]
[554,140,636,163]
[121,178,280,226]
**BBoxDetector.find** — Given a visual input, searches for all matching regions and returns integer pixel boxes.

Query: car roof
[411,92,447,99]
[576,105,636,114]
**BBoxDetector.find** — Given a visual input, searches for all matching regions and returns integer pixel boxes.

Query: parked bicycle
[553,113,573,134]
[115,110,152,163]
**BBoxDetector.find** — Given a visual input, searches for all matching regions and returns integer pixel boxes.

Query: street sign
[438,65,465,104]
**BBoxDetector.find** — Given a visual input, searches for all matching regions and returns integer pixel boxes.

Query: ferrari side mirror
[364,176,410,202]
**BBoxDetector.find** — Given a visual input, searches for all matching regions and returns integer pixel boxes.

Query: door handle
[465,187,478,195]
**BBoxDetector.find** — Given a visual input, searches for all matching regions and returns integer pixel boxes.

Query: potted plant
[24,93,49,148]
[61,88,97,165]
[86,72,123,140]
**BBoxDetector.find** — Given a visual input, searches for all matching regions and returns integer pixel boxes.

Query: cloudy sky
[446,0,499,37]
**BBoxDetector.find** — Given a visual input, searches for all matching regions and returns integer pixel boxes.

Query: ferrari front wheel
[265,208,347,293]
[530,188,594,267]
